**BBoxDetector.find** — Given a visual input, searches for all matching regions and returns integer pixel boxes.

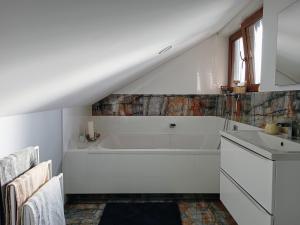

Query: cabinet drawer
[221,137,274,213]
[221,171,273,225]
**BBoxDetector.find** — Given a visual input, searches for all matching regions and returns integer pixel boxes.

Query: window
[228,31,246,87]
[228,8,263,89]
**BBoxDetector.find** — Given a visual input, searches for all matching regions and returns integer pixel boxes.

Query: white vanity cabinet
[220,134,300,225]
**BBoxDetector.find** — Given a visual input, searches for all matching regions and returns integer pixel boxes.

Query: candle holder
[86,132,100,142]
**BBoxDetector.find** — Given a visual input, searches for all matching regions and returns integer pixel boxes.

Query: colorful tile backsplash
[92,95,224,117]
[92,91,300,136]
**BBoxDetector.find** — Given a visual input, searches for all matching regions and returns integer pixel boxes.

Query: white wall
[62,106,92,153]
[0,110,63,175]
[260,0,300,91]
[115,34,228,94]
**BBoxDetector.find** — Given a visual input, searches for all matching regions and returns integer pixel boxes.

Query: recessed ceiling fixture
[158,45,172,55]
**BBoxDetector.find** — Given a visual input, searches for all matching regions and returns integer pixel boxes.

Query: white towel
[0,146,39,187]
[22,175,66,225]
[6,161,51,225]
[0,146,39,225]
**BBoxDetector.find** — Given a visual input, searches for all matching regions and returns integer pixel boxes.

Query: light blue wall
[0,110,63,175]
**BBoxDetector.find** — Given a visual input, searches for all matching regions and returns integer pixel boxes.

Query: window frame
[228,7,263,88]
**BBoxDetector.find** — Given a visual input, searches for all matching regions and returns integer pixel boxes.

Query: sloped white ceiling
[0,0,250,116]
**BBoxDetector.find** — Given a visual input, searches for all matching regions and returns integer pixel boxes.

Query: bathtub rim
[67,147,220,155]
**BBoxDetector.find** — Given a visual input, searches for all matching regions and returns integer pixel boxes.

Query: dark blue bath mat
[98,202,182,225]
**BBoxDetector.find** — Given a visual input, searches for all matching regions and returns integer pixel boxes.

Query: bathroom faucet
[169,123,176,128]
[233,125,238,131]
[277,121,300,139]
[291,121,300,139]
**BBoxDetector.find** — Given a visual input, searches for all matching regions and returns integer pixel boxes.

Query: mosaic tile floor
[65,200,237,225]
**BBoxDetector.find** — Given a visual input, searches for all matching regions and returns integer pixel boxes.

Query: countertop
[220,130,300,161]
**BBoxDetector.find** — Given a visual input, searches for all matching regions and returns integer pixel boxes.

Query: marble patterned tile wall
[92,95,223,116]
[246,91,300,128]
[92,91,300,137]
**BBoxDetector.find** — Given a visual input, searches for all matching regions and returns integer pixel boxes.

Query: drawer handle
[221,169,272,215]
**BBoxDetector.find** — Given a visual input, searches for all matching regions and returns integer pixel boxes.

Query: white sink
[257,131,300,152]
[221,130,300,160]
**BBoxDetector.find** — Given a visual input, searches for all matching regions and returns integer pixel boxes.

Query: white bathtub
[63,133,219,194]
[62,116,261,194]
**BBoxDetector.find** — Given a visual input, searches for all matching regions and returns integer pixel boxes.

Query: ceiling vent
[158,45,172,55]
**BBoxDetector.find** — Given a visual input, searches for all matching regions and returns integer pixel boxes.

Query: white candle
[87,121,95,139]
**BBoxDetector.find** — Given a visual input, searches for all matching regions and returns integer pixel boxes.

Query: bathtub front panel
[64,150,220,194]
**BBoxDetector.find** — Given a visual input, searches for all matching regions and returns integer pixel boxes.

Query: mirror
[275,0,300,86]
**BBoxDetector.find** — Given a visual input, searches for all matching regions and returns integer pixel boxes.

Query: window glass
[233,37,246,86]
[248,19,263,84]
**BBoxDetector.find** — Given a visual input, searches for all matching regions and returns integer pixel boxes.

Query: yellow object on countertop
[265,123,280,135]
[233,86,246,94]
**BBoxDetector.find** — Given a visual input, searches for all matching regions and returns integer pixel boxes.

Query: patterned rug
[65,200,237,225]
[65,203,105,225]
[179,201,237,225]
